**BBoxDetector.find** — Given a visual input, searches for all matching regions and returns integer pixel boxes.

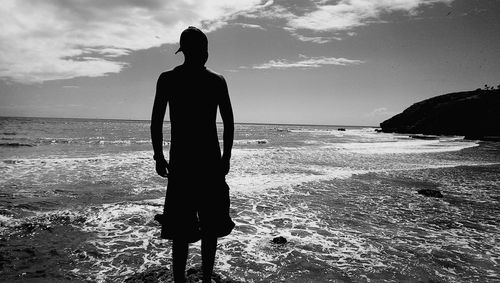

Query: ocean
[0,116,499,282]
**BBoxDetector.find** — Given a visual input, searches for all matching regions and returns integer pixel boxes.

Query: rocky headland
[380,89,500,140]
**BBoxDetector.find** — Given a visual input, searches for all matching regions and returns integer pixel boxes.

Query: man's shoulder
[204,68,225,82]
[160,66,180,76]
[157,67,182,83]
[158,66,225,82]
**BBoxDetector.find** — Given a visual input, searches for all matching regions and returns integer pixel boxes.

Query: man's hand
[155,159,170,178]
[221,155,230,176]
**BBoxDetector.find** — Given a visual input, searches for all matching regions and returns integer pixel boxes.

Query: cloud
[287,0,454,31]
[236,0,288,19]
[0,0,263,83]
[0,0,456,83]
[367,107,396,118]
[240,0,454,40]
[292,34,332,43]
[284,28,341,43]
[234,23,266,30]
[247,55,364,69]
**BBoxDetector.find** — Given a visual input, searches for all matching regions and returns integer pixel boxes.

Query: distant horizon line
[0,115,378,128]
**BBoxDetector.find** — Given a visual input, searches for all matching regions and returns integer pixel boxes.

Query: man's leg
[172,239,189,283]
[201,236,217,283]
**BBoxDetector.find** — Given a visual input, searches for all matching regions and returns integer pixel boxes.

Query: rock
[410,134,439,140]
[380,89,500,140]
[480,136,500,142]
[125,265,243,283]
[124,266,169,283]
[417,189,443,198]
[272,236,287,244]
[337,128,346,131]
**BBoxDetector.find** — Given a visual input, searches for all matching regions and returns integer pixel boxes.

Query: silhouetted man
[150,26,235,283]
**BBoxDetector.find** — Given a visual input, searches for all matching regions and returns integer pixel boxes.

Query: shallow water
[1,117,499,282]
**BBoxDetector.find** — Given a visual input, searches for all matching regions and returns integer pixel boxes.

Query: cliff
[380,89,500,140]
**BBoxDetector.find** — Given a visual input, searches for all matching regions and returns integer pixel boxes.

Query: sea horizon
[0,115,378,129]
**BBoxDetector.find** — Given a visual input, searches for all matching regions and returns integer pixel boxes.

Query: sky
[1,0,499,126]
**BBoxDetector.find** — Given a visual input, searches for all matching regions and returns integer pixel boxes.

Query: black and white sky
[1,0,499,125]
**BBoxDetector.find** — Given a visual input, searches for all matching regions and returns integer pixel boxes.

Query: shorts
[158,175,235,243]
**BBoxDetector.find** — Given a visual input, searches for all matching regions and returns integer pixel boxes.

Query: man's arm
[219,76,234,175]
[150,73,170,177]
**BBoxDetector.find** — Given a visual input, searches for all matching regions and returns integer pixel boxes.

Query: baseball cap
[175,26,208,54]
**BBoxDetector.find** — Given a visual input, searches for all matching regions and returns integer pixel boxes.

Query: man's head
[176,26,208,66]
